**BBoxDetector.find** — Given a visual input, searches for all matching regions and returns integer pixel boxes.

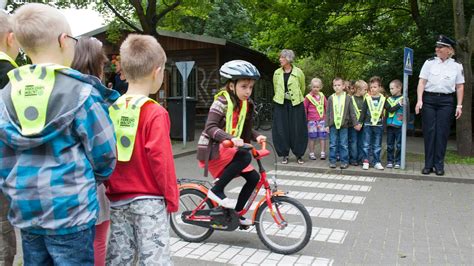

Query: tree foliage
[4,0,473,154]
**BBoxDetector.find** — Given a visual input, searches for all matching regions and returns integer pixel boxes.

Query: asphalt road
[171,152,474,265]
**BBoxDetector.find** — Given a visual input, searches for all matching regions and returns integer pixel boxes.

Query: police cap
[436,35,456,48]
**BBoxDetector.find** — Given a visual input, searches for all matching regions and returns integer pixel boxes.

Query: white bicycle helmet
[219,60,260,81]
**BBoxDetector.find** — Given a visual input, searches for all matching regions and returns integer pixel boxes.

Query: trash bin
[167,97,197,141]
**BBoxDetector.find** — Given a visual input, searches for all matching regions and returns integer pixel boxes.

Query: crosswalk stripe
[173,217,348,244]
[221,195,358,221]
[246,223,348,244]
[267,170,377,182]
[276,179,372,192]
[170,237,334,265]
[229,187,366,204]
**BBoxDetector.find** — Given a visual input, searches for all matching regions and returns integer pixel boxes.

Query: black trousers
[212,150,260,212]
[421,93,455,170]
[272,100,308,157]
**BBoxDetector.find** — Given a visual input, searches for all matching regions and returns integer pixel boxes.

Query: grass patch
[444,150,474,165]
[394,150,474,165]
[382,151,474,165]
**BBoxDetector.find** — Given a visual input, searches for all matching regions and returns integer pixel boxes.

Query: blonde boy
[0,4,118,265]
[349,80,368,165]
[0,11,20,89]
[325,77,361,169]
[386,79,405,168]
[358,76,398,170]
[105,34,178,265]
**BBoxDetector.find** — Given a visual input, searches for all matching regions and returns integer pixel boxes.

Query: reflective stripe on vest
[387,96,403,118]
[305,92,325,118]
[332,92,346,129]
[351,96,361,120]
[8,64,67,136]
[214,90,247,138]
[366,95,386,126]
[0,52,18,68]
[109,95,158,162]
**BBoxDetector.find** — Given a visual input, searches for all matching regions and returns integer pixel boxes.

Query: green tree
[453,0,473,155]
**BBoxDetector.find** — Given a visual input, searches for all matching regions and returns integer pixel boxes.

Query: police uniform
[419,35,464,174]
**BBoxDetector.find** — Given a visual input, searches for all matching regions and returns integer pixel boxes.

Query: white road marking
[170,237,334,265]
[267,170,377,182]
[229,187,366,204]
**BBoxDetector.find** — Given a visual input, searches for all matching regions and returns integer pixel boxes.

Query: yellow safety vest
[305,92,325,118]
[387,96,403,118]
[332,92,346,129]
[214,90,247,138]
[8,64,67,136]
[0,52,18,68]
[109,95,158,162]
[351,96,361,120]
[366,95,386,125]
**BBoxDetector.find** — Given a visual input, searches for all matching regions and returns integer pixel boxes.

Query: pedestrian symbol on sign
[403,47,413,75]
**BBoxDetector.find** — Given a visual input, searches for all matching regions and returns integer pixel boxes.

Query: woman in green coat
[272,49,308,164]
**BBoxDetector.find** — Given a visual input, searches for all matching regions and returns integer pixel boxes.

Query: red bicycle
[170,141,312,254]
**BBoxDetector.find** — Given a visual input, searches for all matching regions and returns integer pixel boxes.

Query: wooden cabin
[80,26,277,124]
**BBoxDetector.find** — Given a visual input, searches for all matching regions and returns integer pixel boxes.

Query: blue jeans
[22,227,95,266]
[387,126,401,164]
[362,126,383,164]
[357,129,364,163]
[329,126,348,164]
[348,127,360,164]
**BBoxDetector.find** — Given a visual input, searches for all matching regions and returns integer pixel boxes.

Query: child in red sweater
[105,34,178,265]
[197,60,266,226]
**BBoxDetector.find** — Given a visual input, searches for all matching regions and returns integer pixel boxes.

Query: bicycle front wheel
[255,196,312,254]
[170,188,214,242]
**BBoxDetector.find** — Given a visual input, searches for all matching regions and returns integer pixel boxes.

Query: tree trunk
[452,0,473,156]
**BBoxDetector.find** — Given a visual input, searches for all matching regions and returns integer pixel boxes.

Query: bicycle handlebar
[222,140,268,158]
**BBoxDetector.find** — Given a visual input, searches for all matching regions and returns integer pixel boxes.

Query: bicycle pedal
[238,225,251,230]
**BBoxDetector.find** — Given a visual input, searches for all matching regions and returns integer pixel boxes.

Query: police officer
[415,35,465,176]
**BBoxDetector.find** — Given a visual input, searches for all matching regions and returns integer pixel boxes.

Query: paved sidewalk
[172,128,474,184]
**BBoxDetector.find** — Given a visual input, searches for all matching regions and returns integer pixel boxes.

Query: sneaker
[386,163,393,168]
[297,157,304,164]
[394,164,400,169]
[239,217,252,226]
[309,153,317,160]
[351,162,358,166]
[329,163,337,168]
[281,156,288,164]
[207,189,234,209]
[374,163,384,170]
[320,153,326,160]
[362,161,369,170]
[340,164,348,169]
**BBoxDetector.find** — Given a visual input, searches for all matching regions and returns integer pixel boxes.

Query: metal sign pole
[176,61,195,148]
[401,47,413,170]
[182,71,187,147]
[401,73,408,169]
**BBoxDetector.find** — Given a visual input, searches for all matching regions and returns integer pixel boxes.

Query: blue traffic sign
[403,47,413,75]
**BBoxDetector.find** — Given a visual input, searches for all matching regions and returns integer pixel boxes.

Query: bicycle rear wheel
[255,196,312,254]
[170,188,214,242]
[253,112,261,130]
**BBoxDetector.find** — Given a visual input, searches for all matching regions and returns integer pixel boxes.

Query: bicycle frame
[178,141,288,228]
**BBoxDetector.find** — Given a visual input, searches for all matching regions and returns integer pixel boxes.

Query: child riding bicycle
[197,60,266,226]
